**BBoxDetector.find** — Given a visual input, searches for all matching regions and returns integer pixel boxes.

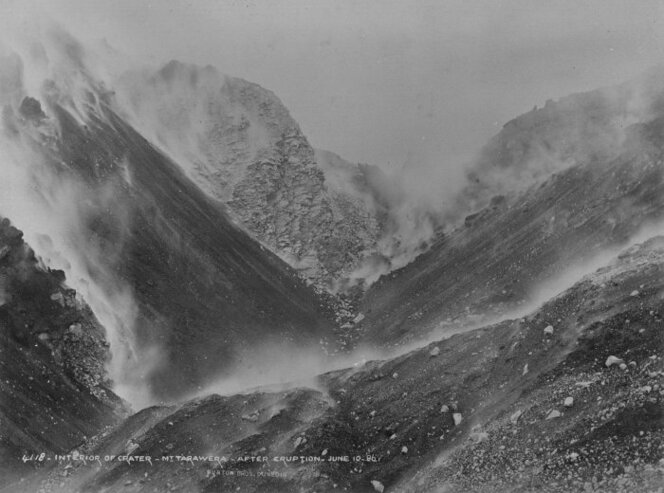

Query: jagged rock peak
[117,61,386,288]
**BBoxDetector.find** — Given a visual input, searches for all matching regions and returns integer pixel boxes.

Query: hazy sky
[2,0,664,173]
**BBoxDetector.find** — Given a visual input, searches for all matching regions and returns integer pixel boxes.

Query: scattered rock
[429,346,440,357]
[544,325,554,335]
[0,245,9,262]
[294,436,306,448]
[453,413,463,426]
[564,397,574,407]
[440,405,450,413]
[50,292,65,307]
[546,410,561,420]
[68,324,83,337]
[126,440,139,454]
[19,96,47,121]
[241,411,259,422]
[510,410,523,424]
[605,355,624,367]
[371,480,385,493]
[522,363,529,375]
[401,446,408,454]
[630,290,640,297]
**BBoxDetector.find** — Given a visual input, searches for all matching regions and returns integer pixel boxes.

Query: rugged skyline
[1,5,663,492]
[2,1,664,180]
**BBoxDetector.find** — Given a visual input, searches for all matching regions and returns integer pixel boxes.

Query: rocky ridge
[118,62,390,288]
[0,218,127,489]
[359,79,664,348]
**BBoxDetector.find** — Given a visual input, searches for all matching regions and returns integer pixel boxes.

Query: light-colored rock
[453,413,463,426]
[429,346,440,357]
[401,446,408,454]
[544,325,554,335]
[605,355,624,367]
[546,409,561,420]
[50,292,65,306]
[564,397,574,407]
[69,323,83,337]
[630,290,640,297]
[125,440,139,455]
[522,363,529,375]
[440,405,450,413]
[241,410,260,422]
[510,410,523,424]
[371,480,385,493]
[470,431,489,443]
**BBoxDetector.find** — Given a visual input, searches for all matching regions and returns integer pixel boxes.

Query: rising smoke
[1,22,664,410]
[0,25,159,408]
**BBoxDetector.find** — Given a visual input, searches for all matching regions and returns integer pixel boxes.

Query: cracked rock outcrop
[118,61,386,287]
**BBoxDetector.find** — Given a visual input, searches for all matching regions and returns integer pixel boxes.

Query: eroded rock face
[118,62,385,287]
[0,218,126,488]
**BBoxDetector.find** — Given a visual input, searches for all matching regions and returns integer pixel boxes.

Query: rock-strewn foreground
[7,236,662,493]
[0,219,128,488]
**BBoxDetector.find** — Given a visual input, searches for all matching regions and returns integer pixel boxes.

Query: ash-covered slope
[28,236,664,493]
[117,62,390,287]
[358,74,664,347]
[0,34,338,404]
[461,66,664,214]
[0,219,126,489]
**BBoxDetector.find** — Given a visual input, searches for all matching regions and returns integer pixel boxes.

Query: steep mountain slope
[358,80,664,348]
[0,218,126,489]
[116,62,389,287]
[2,31,664,493]
[0,39,338,404]
[21,236,664,493]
